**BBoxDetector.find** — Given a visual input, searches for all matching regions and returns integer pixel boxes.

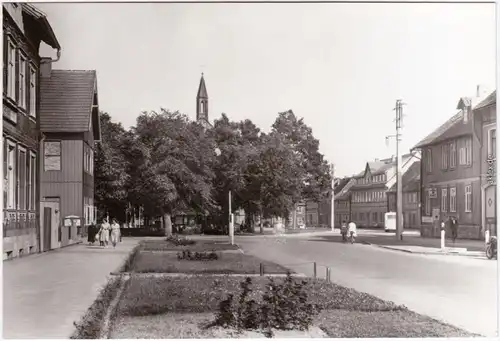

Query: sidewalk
[373,244,486,257]
[2,238,139,339]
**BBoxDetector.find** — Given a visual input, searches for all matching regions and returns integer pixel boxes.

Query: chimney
[40,57,52,78]
[476,85,480,98]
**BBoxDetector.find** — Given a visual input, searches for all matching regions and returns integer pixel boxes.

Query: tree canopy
[94,108,332,232]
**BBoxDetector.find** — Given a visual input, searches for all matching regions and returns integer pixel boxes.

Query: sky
[37,2,496,177]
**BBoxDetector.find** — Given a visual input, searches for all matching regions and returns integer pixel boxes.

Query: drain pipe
[40,48,61,64]
[37,132,46,252]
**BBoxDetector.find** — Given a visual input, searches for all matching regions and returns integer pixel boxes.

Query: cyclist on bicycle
[348,220,357,243]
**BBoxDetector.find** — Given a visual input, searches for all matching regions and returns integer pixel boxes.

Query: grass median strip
[141,239,240,252]
[111,275,475,338]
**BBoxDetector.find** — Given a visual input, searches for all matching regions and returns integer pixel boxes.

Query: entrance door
[43,207,52,251]
[485,185,497,236]
[40,200,61,251]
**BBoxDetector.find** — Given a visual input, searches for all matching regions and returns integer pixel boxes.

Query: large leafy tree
[94,112,129,222]
[271,110,332,204]
[123,109,216,236]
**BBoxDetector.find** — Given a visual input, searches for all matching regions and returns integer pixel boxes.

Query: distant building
[472,90,497,237]
[350,154,419,228]
[196,73,212,129]
[305,200,319,227]
[3,3,61,259]
[412,89,490,239]
[386,161,421,229]
[39,65,101,250]
[334,177,356,227]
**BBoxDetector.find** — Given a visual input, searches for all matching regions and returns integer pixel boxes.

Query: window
[441,144,448,169]
[44,141,61,171]
[465,185,472,212]
[441,188,448,212]
[449,141,456,168]
[372,212,377,222]
[3,138,7,208]
[459,138,472,165]
[7,38,16,99]
[489,129,496,158]
[425,189,431,216]
[6,141,16,209]
[90,148,94,175]
[426,148,432,172]
[200,100,204,114]
[359,213,364,221]
[463,107,469,123]
[449,187,456,213]
[18,147,26,210]
[29,152,36,210]
[18,52,27,109]
[29,65,37,117]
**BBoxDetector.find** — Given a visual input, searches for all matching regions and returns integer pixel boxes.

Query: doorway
[40,199,60,251]
[485,185,497,236]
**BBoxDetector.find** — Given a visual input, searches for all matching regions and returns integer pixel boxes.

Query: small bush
[177,250,219,261]
[211,273,321,337]
[166,235,196,246]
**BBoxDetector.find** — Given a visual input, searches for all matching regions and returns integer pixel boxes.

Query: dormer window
[463,106,469,123]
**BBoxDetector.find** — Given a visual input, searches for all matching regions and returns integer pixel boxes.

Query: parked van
[384,212,397,232]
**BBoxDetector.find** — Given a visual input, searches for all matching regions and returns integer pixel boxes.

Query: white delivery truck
[384,212,397,232]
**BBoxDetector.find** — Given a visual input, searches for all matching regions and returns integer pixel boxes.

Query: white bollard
[229,214,235,245]
[440,228,446,250]
[485,229,491,245]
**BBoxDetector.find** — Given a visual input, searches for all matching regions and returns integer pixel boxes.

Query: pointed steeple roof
[197,73,208,98]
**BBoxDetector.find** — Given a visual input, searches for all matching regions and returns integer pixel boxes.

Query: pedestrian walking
[450,216,458,244]
[110,219,121,248]
[100,218,111,247]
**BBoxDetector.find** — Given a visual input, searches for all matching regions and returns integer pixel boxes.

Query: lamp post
[331,163,335,232]
[215,147,234,245]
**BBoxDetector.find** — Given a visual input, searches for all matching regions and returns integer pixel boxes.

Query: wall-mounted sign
[428,188,437,198]
[422,216,433,224]
[486,154,496,185]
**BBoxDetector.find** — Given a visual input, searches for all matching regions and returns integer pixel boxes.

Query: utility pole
[330,163,335,232]
[386,100,405,241]
[395,100,404,241]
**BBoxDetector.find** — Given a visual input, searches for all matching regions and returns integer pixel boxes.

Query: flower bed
[129,252,289,274]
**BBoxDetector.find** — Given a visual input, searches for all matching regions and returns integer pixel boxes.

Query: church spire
[196,73,209,124]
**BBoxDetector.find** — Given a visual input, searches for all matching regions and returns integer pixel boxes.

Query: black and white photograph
[1,0,498,338]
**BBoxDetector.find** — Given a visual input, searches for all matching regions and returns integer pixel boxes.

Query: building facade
[38,64,100,251]
[472,90,497,237]
[305,200,319,227]
[3,3,60,259]
[386,161,421,229]
[413,92,489,239]
[350,154,419,228]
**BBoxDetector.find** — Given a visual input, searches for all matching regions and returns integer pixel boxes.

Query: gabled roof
[414,91,493,150]
[40,70,99,136]
[197,73,208,98]
[474,90,496,111]
[387,161,421,193]
[21,3,60,49]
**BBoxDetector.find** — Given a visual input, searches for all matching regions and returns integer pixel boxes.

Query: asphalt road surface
[236,231,498,337]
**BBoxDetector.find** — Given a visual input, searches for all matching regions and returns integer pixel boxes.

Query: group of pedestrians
[91,218,122,248]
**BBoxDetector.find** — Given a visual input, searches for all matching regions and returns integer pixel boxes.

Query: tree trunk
[164,213,173,237]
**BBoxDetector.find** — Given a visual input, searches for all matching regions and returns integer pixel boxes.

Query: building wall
[334,199,351,227]
[479,104,497,236]
[3,7,44,259]
[40,137,84,246]
[420,135,482,239]
[305,201,319,227]
[350,186,387,228]
[386,190,420,228]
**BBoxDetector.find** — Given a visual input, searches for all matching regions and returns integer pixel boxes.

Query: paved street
[236,231,498,337]
[2,238,139,339]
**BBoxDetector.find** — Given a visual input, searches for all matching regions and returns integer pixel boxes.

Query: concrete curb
[99,274,130,339]
[364,242,486,258]
[109,272,307,278]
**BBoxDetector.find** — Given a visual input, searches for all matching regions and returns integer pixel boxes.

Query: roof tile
[40,70,96,132]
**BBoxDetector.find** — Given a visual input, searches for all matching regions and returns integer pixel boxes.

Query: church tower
[196,73,211,128]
